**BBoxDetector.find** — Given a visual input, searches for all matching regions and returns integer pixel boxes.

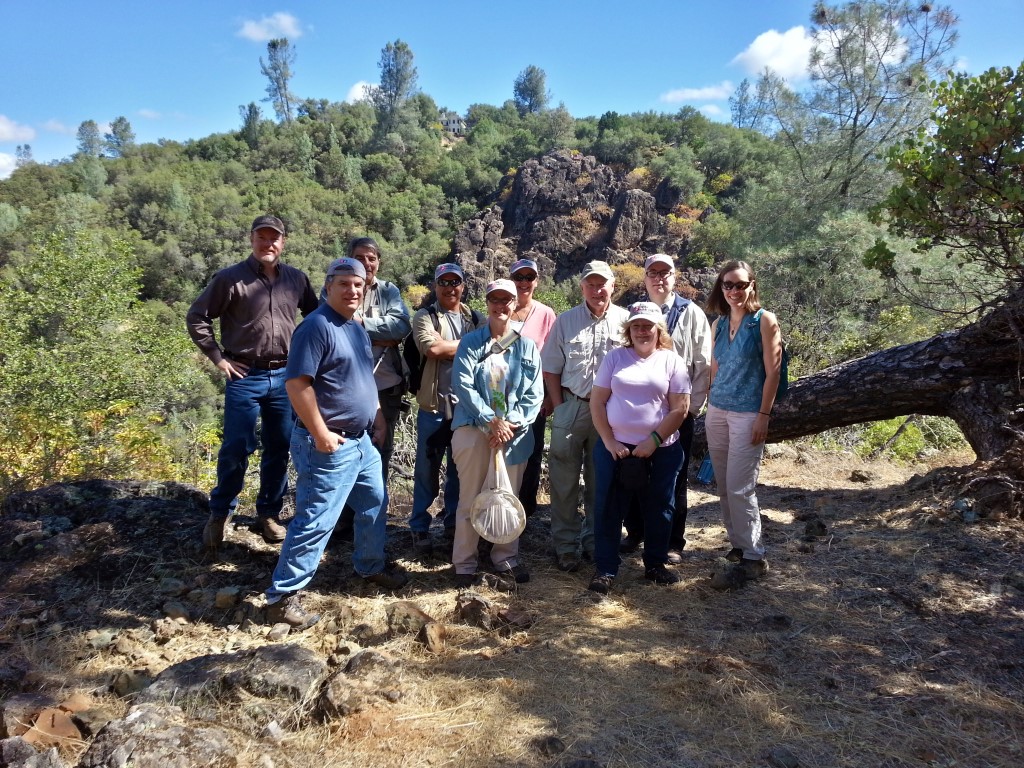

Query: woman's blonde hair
[621,321,673,350]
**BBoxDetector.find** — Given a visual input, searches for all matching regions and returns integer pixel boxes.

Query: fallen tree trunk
[695,284,1024,515]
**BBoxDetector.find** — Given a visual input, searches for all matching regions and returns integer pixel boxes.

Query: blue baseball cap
[434,263,464,280]
[509,258,539,276]
[326,257,366,280]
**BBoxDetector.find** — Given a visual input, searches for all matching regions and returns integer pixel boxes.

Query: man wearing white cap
[621,254,712,562]
[265,257,407,630]
[541,261,629,572]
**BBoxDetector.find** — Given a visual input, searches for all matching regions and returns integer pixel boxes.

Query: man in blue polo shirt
[265,257,408,629]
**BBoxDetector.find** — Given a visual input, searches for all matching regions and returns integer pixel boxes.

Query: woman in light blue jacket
[450,279,543,587]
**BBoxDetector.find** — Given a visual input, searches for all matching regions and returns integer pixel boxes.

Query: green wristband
[650,431,662,447]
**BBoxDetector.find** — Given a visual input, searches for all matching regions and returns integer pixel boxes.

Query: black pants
[517,412,547,516]
[623,413,694,550]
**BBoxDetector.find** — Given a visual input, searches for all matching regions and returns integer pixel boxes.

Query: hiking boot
[265,592,320,630]
[505,563,530,584]
[454,573,476,589]
[260,517,288,544]
[740,558,769,580]
[556,553,580,572]
[666,549,684,565]
[202,515,227,550]
[725,547,743,563]
[362,568,409,591]
[619,534,642,554]
[411,531,433,557]
[644,564,682,585]
[588,574,615,594]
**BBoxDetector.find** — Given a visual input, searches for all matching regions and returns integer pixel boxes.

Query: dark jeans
[517,412,547,516]
[593,438,684,576]
[208,367,294,521]
[623,413,694,550]
[409,408,458,533]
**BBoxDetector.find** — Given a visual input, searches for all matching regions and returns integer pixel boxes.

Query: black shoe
[619,535,642,554]
[362,568,409,591]
[588,574,614,594]
[644,565,682,585]
[265,592,320,630]
[410,531,433,557]
[740,558,769,580]
[725,547,743,563]
[556,554,580,572]
[454,573,476,589]
[505,564,530,584]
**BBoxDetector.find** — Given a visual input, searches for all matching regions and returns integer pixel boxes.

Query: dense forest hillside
[1,0,1020,505]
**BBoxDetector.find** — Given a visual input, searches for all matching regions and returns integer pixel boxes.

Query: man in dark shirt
[265,257,408,629]
[187,215,319,550]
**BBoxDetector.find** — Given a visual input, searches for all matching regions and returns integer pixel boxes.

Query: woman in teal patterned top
[705,260,783,580]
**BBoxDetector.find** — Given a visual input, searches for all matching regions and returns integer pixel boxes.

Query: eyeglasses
[722,280,752,291]
[437,278,463,288]
[512,273,537,282]
[486,295,514,304]
[646,269,672,280]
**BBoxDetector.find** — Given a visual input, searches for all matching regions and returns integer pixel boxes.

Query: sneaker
[505,564,530,584]
[619,534,642,554]
[644,565,682,585]
[725,547,743,563]
[202,515,227,549]
[556,553,580,572]
[666,550,683,565]
[362,568,409,591]
[410,531,433,557]
[265,592,320,630]
[260,517,288,544]
[454,573,476,589]
[588,574,615,594]
[740,558,769,580]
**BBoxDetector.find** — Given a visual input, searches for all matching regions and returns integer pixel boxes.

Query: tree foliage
[76,120,102,157]
[513,65,550,116]
[260,38,298,123]
[104,116,136,157]
[370,39,418,138]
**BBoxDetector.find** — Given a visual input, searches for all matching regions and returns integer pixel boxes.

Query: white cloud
[42,119,75,135]
[953,56,969,73]
[731,26,815,81]
[238,12,302,42]
[660,81,734,104]
[700,104,725,117]
[346,81,373,103]
[0,153,16,179]
[0,115,35,142]
[138,108,161,120]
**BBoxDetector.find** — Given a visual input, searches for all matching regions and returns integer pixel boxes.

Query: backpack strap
[664,295,691,335]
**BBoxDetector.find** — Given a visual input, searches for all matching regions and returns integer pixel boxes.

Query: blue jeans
[593,438,684,576]
[209,367,293,520]
[267,428,387,601]
[409,408,459,533]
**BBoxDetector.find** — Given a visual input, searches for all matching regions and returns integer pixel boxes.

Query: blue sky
[2,0,1022,178]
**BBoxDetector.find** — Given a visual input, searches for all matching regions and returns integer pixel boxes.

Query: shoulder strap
[665,294,691,335]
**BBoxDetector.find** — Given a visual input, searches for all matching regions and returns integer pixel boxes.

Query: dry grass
[3,447,1024,768]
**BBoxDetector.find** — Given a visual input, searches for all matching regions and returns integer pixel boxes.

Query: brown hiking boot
[202,515,227,550]
[362,568,409,591]
[260,517,288,544]
[265,592,320,630]
[740,558,769,580]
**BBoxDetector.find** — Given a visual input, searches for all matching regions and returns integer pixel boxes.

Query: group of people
[186,215,783,628]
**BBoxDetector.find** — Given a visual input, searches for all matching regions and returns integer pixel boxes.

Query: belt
[295,419,367,439]
[563,389,590,402]
[227,354,288,370]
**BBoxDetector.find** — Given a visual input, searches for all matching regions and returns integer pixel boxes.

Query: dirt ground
[2,446,1023,768]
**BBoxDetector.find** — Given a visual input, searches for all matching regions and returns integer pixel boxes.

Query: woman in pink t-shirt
[508,258,557,518]
[588,302,691,594]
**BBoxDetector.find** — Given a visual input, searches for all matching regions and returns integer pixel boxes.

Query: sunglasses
[437,278,463,288]
[486,295,514,304]
[512,273,537,282]
[722,280,752,291]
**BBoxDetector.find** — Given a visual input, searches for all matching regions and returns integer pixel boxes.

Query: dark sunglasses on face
[437,278,462,288]
[512,273,537,282]
[723,280,752,291]
[486,295,514,304]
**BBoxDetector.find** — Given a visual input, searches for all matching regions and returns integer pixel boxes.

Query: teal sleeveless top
[709,312,765,413]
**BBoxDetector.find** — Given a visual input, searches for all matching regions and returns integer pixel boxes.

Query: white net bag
[470,448,526,544]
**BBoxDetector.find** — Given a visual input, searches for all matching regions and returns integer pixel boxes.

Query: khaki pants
[705,405,766,559]
[451,426,526,575]
[547,395,598,557]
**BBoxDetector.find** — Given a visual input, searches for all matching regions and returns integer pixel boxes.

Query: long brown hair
[705,260,762,316]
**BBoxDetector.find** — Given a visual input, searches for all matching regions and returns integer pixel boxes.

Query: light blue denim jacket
[451,325,543,465]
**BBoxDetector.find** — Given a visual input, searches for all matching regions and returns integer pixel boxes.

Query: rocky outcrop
[450,149,699,298]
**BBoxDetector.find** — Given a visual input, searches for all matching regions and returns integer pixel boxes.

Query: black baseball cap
[251,215,286,235]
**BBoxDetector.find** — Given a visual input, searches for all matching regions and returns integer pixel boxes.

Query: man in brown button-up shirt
[187,215,319,550]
